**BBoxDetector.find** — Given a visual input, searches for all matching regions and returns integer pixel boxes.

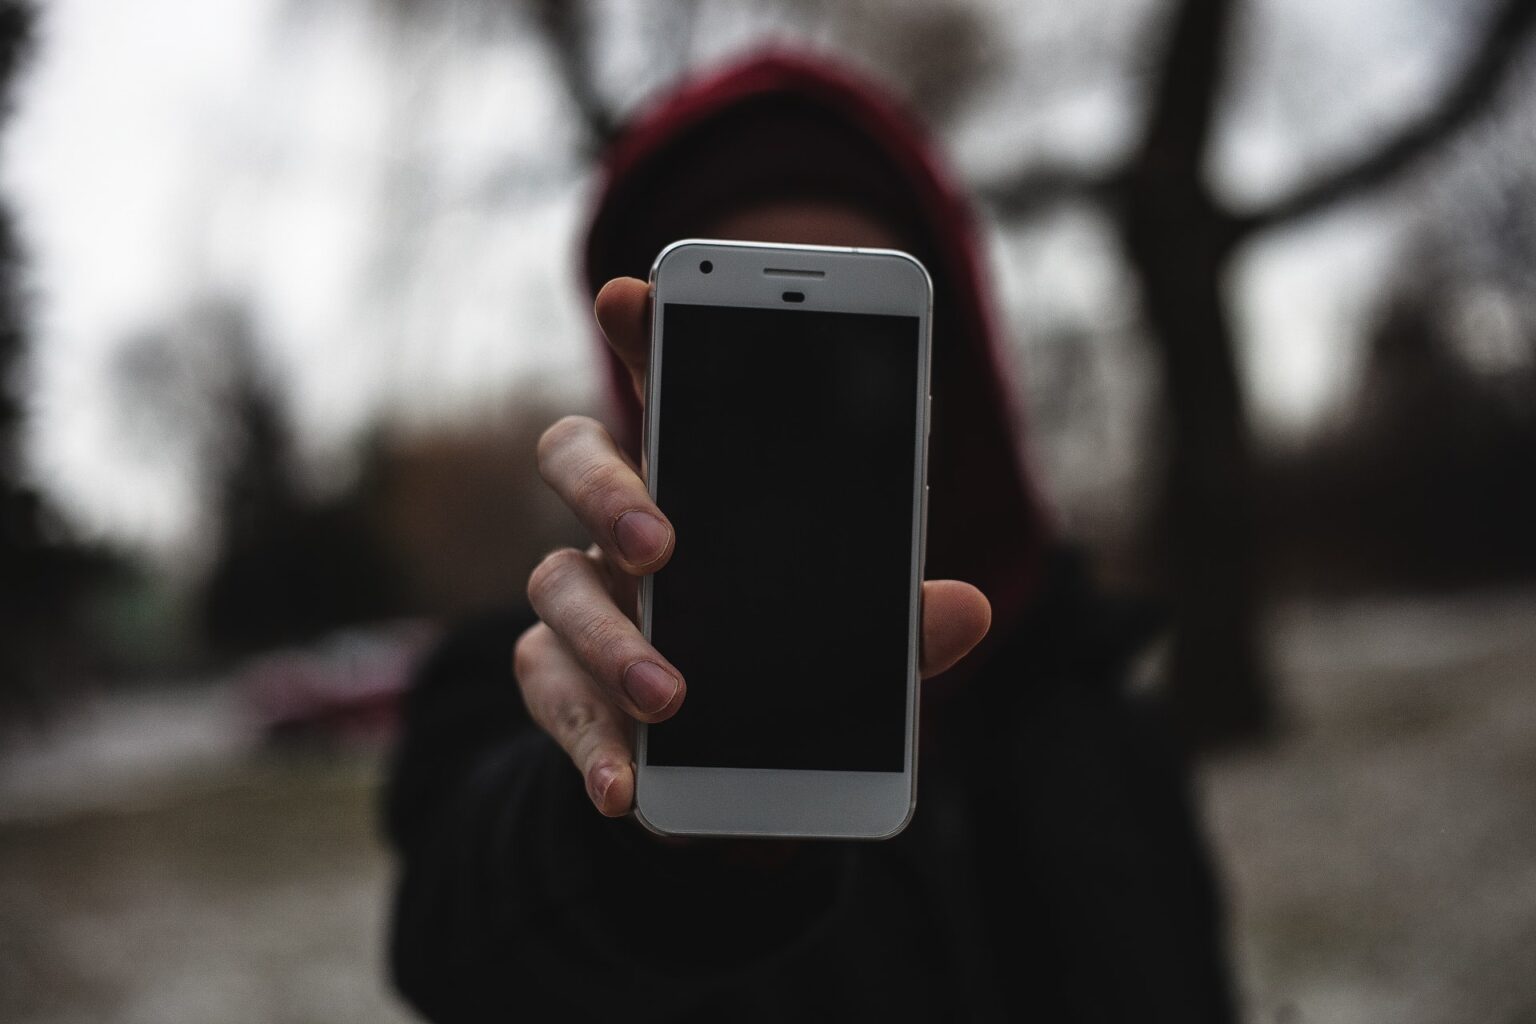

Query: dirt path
[0,755,414,1024]
[1204,589,1536,1023]
[3,589,1533,1023]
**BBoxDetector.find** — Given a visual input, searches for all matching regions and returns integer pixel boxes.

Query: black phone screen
[646,302,921,772]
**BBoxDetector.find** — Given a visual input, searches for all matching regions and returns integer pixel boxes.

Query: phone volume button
[920,484,929,574]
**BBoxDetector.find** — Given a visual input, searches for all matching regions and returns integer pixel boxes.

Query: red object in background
[241,622,437,745]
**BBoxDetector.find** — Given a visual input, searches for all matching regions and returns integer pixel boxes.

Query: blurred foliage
[0,1,126,718]
[1262,242,1536,592]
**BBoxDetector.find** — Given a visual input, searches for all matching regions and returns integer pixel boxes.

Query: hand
[514,277,993,818]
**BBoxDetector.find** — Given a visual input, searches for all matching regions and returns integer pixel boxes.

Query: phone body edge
[631,238,933,841]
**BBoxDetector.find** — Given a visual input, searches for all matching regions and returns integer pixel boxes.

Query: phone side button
[920,484,929,573]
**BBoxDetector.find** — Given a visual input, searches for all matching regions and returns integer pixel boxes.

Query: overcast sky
[0,0,1508,563]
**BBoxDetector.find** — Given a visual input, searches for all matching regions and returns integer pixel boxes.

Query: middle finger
[537,414,674,575]
[527,547,686,722]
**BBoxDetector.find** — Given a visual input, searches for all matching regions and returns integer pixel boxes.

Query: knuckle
[536,415,594,470]
[511,625,547,682]
[569,458,629,516]
[554,699,601,744]
[574,610,632,675]
[527,547,585,604]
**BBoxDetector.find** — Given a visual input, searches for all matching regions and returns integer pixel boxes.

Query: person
[385,51,1237,1023]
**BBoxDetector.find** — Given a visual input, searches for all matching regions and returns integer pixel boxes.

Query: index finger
[594,277,650,399]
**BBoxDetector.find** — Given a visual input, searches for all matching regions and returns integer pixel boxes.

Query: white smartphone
[633,239,933,840]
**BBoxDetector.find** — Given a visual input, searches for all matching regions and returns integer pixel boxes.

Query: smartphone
[633,239,933,839]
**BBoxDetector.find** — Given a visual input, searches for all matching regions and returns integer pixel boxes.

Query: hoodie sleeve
[383,608,846,1022]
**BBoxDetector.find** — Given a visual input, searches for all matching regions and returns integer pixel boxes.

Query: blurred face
[705,197,905,250]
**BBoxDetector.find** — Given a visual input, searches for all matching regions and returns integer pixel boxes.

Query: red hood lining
[581,50,1052,678]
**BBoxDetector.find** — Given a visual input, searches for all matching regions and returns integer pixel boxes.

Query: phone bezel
[633,238,933,840]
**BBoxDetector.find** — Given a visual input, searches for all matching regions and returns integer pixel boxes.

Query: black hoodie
[385,52,1237,1024]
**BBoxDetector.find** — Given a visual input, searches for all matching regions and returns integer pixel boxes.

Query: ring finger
[526,547,687,722]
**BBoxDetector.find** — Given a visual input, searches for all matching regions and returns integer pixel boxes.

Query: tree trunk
[1115,0,1273,746]
[1119,182,1273,746]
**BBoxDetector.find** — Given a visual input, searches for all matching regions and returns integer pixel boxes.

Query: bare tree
[528,0,619,151]
[529,0,1536,746]
[988,0,1536,744]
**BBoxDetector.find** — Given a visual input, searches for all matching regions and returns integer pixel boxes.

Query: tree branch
[1232,0,1536,237]
[978,163,1118,221]
[1133,0,1242,182]
[984,0,1243,224]
[529,0,617,152]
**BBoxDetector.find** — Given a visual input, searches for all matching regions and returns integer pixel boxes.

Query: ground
[2,588,1534,1023]
[1203,590,1536,1023]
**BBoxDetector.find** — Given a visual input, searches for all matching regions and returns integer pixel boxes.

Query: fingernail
[614,510,670,565]
[623,661,679,714]
[590,763,618,807]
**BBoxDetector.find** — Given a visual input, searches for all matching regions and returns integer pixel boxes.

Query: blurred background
[1,0,1533,1021]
